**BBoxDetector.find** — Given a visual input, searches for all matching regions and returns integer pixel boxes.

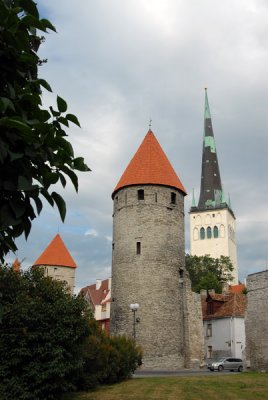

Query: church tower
[189,90,238,283]
[110,129,204,369]
[33,234,77,293]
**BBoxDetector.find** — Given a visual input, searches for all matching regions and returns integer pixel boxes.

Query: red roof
[33,234,77,268]
[112,130,187,198]
[12,258,20,272]
[202,293,247,320]
[80,279,111,306]
[229,284,245,294]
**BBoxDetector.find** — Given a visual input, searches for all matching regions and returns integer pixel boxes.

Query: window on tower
[200,227,205,240]
[136,241,141,255]
[171,192,176,204]
[137,189,144,200]
[207,226,212,239]
[213,226,219,238]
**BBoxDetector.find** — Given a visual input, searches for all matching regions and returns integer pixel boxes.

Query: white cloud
[84,229,98,237]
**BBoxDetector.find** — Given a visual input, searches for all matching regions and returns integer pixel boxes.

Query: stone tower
[189,90,238,283]
[110,130,204,369]
[33,234,77,293]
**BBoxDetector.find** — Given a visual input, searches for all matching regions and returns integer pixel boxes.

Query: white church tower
[189,90,238,283]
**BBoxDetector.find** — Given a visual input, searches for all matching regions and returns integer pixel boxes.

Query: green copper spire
[197,89,224,210]
[191,188,197,208]
[204,88,211,120]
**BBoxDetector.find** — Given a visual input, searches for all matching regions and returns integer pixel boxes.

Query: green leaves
[0,0,90,261]
[57,96,67,113]
[185,254,234,293]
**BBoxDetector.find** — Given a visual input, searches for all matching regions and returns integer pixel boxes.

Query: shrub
[0,266,90,400]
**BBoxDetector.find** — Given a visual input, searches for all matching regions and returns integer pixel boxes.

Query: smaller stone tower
[33,234,77,293]
[190,90,238,283]
[110,129,204,369]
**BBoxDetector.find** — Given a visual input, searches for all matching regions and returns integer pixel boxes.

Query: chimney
[108,277,112,290]
[96,279,101,290]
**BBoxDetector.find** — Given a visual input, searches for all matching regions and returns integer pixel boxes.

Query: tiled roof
[33,234,77,268]
[202,293,247,320]
[112,130,187,198]
[80,279,111,306]
[229,284,245,293]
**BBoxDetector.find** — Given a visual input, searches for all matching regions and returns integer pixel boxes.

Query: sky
[9,0,268,292]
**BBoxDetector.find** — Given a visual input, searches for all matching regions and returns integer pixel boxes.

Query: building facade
[81,278,111,333]
[110,129,204,369]
[189,90,238,283]
[202,291,246,360]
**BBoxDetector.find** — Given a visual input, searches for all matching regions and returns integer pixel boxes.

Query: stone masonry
[245,270,268,370]
[110,184,204,369]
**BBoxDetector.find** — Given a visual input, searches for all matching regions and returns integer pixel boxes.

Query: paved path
[134,369,239,377]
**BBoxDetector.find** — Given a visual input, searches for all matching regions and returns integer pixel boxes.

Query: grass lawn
[63,372,268,400]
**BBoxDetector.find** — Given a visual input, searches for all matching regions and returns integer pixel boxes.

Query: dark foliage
[77,320,143,390]
[0,266,90,400]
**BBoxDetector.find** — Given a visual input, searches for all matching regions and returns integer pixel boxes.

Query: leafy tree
[0,0,90,261]
[185,254,234,293]
[0,265,91,400]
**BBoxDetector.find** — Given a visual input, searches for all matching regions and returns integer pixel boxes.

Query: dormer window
[138,189,144,200]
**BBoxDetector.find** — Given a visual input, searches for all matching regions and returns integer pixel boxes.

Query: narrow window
[136,241,141,255]
[207,226,212,239]
[207,346,213,359]
[137,189,144,200]
[207,323,212,337]
[125,192,127,204]
[112,243,114,251]
[200,227,205,240]
[155,193,158,202]
[171,192,176,204]
[213,226,219,238]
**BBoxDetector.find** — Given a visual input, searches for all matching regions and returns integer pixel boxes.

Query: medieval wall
[245,270,268,370]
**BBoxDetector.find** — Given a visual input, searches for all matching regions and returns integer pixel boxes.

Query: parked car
[207,357,244,372]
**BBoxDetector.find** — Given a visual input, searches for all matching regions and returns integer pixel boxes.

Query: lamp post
[129,303,139,341]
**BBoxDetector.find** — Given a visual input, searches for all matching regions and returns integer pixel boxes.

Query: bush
[77,320,143,390]
[0,266,90,400]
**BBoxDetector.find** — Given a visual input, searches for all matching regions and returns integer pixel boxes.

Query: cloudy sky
[10,0,268,292]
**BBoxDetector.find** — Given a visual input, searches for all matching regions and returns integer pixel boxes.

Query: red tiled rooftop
[33,234,77,268]
[229,284,245,294]
[112,130,187,198]
[80,279,111,306]
[202,293,247,320]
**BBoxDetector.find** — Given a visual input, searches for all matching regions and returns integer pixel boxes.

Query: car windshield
[217,359,226,362]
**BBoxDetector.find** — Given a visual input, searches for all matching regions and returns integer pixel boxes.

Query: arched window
[193,228,199,240]
[200,227,205,240]
[207,226,212,239]
[213,226,219,238]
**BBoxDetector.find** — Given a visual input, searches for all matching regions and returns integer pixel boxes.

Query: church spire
[197,89,225,210]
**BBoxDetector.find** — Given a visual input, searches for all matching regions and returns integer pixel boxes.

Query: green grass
[63,372,268,400]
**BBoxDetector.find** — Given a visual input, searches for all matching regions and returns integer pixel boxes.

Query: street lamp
[129,303,140,341]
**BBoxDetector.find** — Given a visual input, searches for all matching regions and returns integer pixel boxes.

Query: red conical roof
[33,234,77,268]
[112,130,186,198]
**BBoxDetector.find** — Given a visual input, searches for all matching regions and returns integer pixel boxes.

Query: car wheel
[218,365,223,372]
[238,366,243,372]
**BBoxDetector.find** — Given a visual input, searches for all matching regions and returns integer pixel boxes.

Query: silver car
[207,357,244,372]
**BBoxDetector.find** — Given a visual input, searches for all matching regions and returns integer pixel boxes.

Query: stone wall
[245,270,268,370]
[182,271,205,368]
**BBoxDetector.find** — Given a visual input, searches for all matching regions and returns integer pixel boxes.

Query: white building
[202,290,246,360]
